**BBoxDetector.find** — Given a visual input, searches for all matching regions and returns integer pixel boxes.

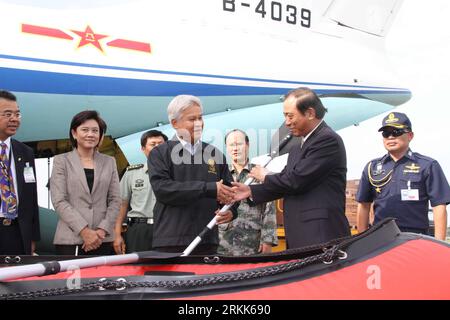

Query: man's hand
[249,165,269,182]
[215,209,233,224]
[231,182,251,201]
[259,243,272,254]
[216,179,235,204]
[113,234,126,255]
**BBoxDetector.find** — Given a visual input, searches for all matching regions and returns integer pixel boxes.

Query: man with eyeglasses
[356,112,450,240]
[0,90,40,255]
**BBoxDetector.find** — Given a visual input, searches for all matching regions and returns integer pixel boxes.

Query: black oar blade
[136,251,183,259]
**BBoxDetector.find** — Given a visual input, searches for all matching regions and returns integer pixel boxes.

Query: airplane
[0,0,411,253]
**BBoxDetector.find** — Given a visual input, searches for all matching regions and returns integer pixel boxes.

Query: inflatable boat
[0,219,449,300]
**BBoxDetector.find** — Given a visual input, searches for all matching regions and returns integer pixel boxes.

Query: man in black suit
[0,90,40,255]
[232,87,350,248]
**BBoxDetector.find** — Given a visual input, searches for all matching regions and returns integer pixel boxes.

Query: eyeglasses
[0,111,22,119]
[381,129,408,138]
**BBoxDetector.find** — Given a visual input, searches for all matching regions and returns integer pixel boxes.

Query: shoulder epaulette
[368,155,385,166]
[412,152,434,163]
[126,164,144,171]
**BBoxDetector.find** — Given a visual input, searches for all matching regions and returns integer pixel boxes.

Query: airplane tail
[323,0,404,37]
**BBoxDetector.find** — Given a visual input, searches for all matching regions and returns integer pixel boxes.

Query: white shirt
[176,134,201,155]
[301,119,324,147]
[0,137,19,217]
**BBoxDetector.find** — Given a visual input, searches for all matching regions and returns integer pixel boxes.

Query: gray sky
[339,0,450,180]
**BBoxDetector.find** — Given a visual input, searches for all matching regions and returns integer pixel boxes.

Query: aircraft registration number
[222,0,311,28]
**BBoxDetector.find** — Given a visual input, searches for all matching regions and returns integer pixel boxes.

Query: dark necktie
[300,137,305,149]
[0,143,17,219]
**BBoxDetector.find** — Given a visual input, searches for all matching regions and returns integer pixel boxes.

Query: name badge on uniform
[401,189,419,201]
[24,162,36,183]
[401,181,418,201]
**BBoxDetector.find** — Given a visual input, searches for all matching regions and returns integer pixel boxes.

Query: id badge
[401,189,419,201]
[24,163,36,183]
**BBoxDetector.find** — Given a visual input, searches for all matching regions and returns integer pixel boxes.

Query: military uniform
[218,164,278,256]
[120,163,157,252]
[356,112,450,234]
[357,150,450,232]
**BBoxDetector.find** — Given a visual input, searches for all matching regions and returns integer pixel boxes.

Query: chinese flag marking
[22,24,73,40]
[107,39,151,53]
[71,25,108,52]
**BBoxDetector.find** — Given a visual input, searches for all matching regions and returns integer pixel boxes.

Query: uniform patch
[368,162,393,194]
[404,163,420,174]
[385,113,399,124]
[372,162,385,176]
[135,179,144,188]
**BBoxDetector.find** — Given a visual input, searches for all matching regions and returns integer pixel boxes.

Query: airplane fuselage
[0,0,410,145]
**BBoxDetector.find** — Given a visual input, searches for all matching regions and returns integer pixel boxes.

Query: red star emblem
[71,25,108,52]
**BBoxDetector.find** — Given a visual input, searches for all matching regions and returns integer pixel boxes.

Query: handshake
[216,165,269,204]
[215,184,256,206]
[215,180,253,205]
[216,180,235,204]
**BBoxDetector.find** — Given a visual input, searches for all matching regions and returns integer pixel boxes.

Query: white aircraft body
[0,0,411,252]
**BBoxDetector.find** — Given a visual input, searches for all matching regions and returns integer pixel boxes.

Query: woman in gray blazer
[50,110,121,255]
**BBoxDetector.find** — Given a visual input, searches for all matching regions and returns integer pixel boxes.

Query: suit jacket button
[88,205,92,209]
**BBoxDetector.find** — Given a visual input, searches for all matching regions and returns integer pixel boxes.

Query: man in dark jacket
[232,87,350,248]
[148,95,236,255]
[0,90,40,255]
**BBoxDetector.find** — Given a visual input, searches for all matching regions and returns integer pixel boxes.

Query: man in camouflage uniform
[113,130,167,254]
[218,129,278,256]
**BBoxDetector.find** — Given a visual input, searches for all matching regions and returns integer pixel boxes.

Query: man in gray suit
[232,88,350,248]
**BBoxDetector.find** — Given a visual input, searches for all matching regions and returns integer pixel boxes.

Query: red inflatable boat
[0,219,449,300]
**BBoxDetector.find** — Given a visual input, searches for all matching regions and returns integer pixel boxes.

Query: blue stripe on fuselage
[0,66,410,97]
[1,66,288,96]
[0,54,411,96]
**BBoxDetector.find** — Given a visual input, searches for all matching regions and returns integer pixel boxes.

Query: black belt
[127,217,153,225]
[0,217,18,226]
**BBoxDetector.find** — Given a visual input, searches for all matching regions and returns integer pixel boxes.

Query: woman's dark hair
[69,110,107,148]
